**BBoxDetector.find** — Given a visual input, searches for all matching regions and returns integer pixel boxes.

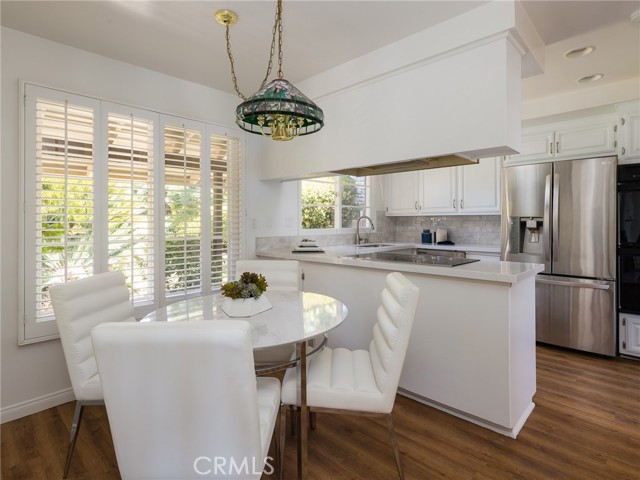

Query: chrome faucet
[355,215,375,245]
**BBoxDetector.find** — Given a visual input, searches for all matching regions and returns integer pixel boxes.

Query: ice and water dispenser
[508,217,544,255]
[502,164,550,265]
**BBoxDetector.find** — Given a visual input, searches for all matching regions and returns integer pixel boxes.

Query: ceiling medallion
[215,0,324,141]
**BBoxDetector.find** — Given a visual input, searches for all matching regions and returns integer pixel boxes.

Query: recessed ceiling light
[577,74,604,84]
[564,46,595,58]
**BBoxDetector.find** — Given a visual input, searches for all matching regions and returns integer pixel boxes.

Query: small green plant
[221,272,268,299]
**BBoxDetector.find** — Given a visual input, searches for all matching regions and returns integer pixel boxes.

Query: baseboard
[397,388,535,439]
[1,388,75,424]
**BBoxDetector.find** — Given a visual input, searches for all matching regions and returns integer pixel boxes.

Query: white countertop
[257,244,542,285]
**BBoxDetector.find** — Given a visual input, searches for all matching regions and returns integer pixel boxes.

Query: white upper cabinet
[385,157,501,216]
[505,113,617,166]
[385,171,421,215]
[458,157,501,214]
[504,130,555,165]
[617,100,640,164]
[420,167,457,214]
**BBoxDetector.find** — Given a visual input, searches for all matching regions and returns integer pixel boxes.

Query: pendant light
[215,1,324,141]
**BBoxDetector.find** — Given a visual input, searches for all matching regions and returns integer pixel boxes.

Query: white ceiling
[2,1,639,103]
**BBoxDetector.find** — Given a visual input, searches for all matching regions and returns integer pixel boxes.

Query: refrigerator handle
[536,277,611,290]
[543,174,551,262]
[552,173,560,262]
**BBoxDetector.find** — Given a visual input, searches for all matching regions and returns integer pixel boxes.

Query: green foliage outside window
[164,186,202,292]
[301,176,366,230]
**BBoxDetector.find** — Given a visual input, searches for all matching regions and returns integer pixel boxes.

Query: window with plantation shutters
[21,83,244,344]
[106,112,155,305]
[23,86,100,341]
[225,135,242,282]
[210,133,242,287]
[163,124,203,296]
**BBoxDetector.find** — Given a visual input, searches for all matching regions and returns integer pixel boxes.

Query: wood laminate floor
[2,345,639,479]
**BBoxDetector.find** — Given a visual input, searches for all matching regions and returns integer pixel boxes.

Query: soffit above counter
[330,155,479,177]
[259,2,538,181]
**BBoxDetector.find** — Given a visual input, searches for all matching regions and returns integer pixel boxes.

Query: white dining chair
[236,259,303,365]
[91,320,284,480]
[49,271,135,478]
[280,272,420,480]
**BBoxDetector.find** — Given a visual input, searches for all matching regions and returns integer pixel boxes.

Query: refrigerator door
[536,275,616,356]
[552,157,616,279]
[501,163,552,272]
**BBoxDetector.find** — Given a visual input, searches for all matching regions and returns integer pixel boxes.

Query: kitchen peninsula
[257,244,544,437]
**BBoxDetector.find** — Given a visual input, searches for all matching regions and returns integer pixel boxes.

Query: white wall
[243,135,299,259]
[522,78,640,120]
[0,27,261,419]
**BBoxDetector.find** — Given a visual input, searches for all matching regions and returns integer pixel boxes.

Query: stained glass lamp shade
[236,78,324,141]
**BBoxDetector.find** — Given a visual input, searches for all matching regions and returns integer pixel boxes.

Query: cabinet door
[555,119,616,160]
[458,157,501,214]
[620,314,640,357]
[504,130,554,166]
[420,167,457,214]
[618,101,640,164]
[385,172,419,215]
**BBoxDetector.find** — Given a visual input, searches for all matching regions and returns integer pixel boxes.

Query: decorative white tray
[221,295,272,317]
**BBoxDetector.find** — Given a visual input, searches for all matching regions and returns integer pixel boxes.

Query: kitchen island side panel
[299,261,536,436]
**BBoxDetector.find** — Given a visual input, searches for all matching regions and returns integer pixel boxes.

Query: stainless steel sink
[356,243,395,248]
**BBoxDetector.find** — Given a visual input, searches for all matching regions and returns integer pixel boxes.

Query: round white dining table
[140,290,347,350]
[140,290,348,480]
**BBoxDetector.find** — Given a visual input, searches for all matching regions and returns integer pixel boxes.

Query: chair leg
[309,410,316,430]
[289,405,296,436]
[63,401,85,479]
[386,414,404,480]
[279,404,286,480]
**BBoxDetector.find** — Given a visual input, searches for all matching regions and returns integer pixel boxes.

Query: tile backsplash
[255,213,500,251]
[256,233,360,252]
[375,212,501,246]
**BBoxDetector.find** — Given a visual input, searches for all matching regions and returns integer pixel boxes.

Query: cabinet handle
[556,141,559,154]
[460,199,464,209]
[453,199,456,209]
[415,201,418,210]
[621,117,626,126]
[550,142,553,154]
[622,147,626,156]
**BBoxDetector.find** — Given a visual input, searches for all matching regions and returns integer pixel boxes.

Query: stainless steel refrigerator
[501,156,617,356]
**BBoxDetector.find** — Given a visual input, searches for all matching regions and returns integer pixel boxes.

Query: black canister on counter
[421,229,432,244]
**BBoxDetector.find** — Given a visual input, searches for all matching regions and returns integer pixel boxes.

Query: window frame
[19,82,244,344]
[299,175,372,235]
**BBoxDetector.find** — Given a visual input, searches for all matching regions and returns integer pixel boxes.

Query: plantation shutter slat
[33,97,96,324]
[164,124,203,296]
[210,133,242,286]
[107,112,155,305]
